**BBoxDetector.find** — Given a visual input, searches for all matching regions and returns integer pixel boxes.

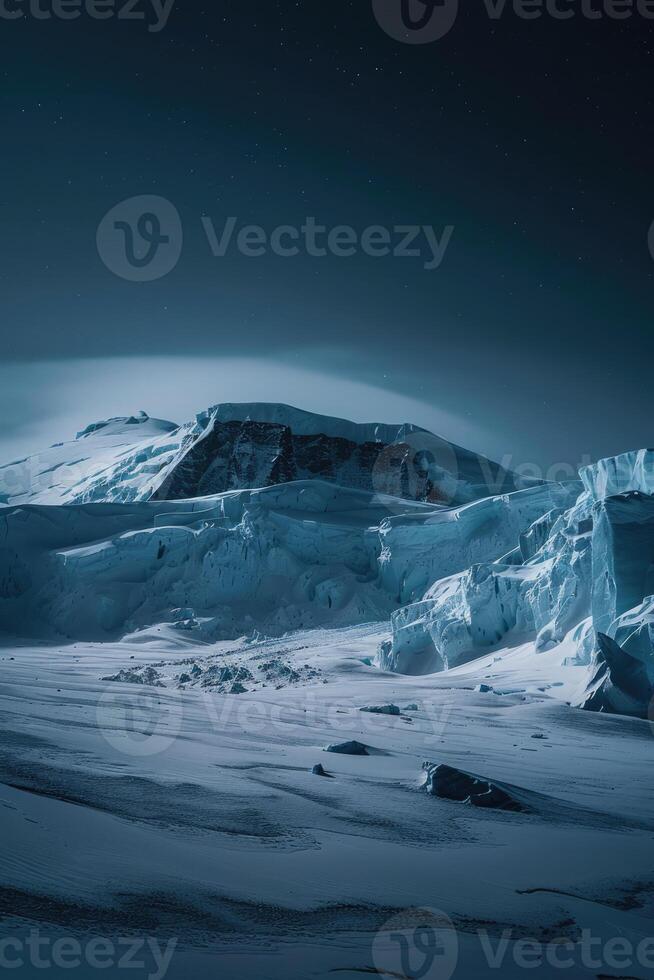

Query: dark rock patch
[423,763,527,812]
[325,740,369,756]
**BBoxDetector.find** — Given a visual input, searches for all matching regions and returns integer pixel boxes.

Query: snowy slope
[1,626,653,980]
[0,411,180,507]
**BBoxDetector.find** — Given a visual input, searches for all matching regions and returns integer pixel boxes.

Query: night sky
[2,0,654,471]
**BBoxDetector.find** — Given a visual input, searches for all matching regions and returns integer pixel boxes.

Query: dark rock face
[422,763,527,812]
[152,414,519,505]
[155,418,401,500]
[583,632,654,720]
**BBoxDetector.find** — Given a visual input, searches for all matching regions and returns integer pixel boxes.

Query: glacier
[0,476,578,645]
[4,405,654,721]
[0,482,402,641]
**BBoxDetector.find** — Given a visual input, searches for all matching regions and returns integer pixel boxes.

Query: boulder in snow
[325,740,369,756]
[360,704,400,716]
[422,763,527,812]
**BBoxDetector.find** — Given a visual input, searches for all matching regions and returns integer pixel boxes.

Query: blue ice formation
[381,449,654,716]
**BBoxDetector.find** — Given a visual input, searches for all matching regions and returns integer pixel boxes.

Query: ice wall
[377,482,580,606]
[382,452,654,700]
[0,476,575,645]
[0,482,402,641]
[580,449,654,501]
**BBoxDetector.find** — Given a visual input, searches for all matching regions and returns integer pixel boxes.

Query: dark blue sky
[2,0,654,469]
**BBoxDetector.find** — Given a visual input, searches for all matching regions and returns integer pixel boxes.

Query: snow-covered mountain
[0,402,526,507]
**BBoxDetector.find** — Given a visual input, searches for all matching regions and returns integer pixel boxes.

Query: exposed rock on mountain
[0,402,525,508]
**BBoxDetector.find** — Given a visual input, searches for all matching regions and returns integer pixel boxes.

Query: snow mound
[0,412,180,506]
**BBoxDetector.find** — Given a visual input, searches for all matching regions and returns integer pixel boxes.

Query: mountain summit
[0,402,523,508]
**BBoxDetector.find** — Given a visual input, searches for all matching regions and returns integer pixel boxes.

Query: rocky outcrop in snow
[422,763,528,811]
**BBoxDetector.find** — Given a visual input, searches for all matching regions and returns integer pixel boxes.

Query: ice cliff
[0,482,403,640]
[0,477,560,643]
[381,448,654,717]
